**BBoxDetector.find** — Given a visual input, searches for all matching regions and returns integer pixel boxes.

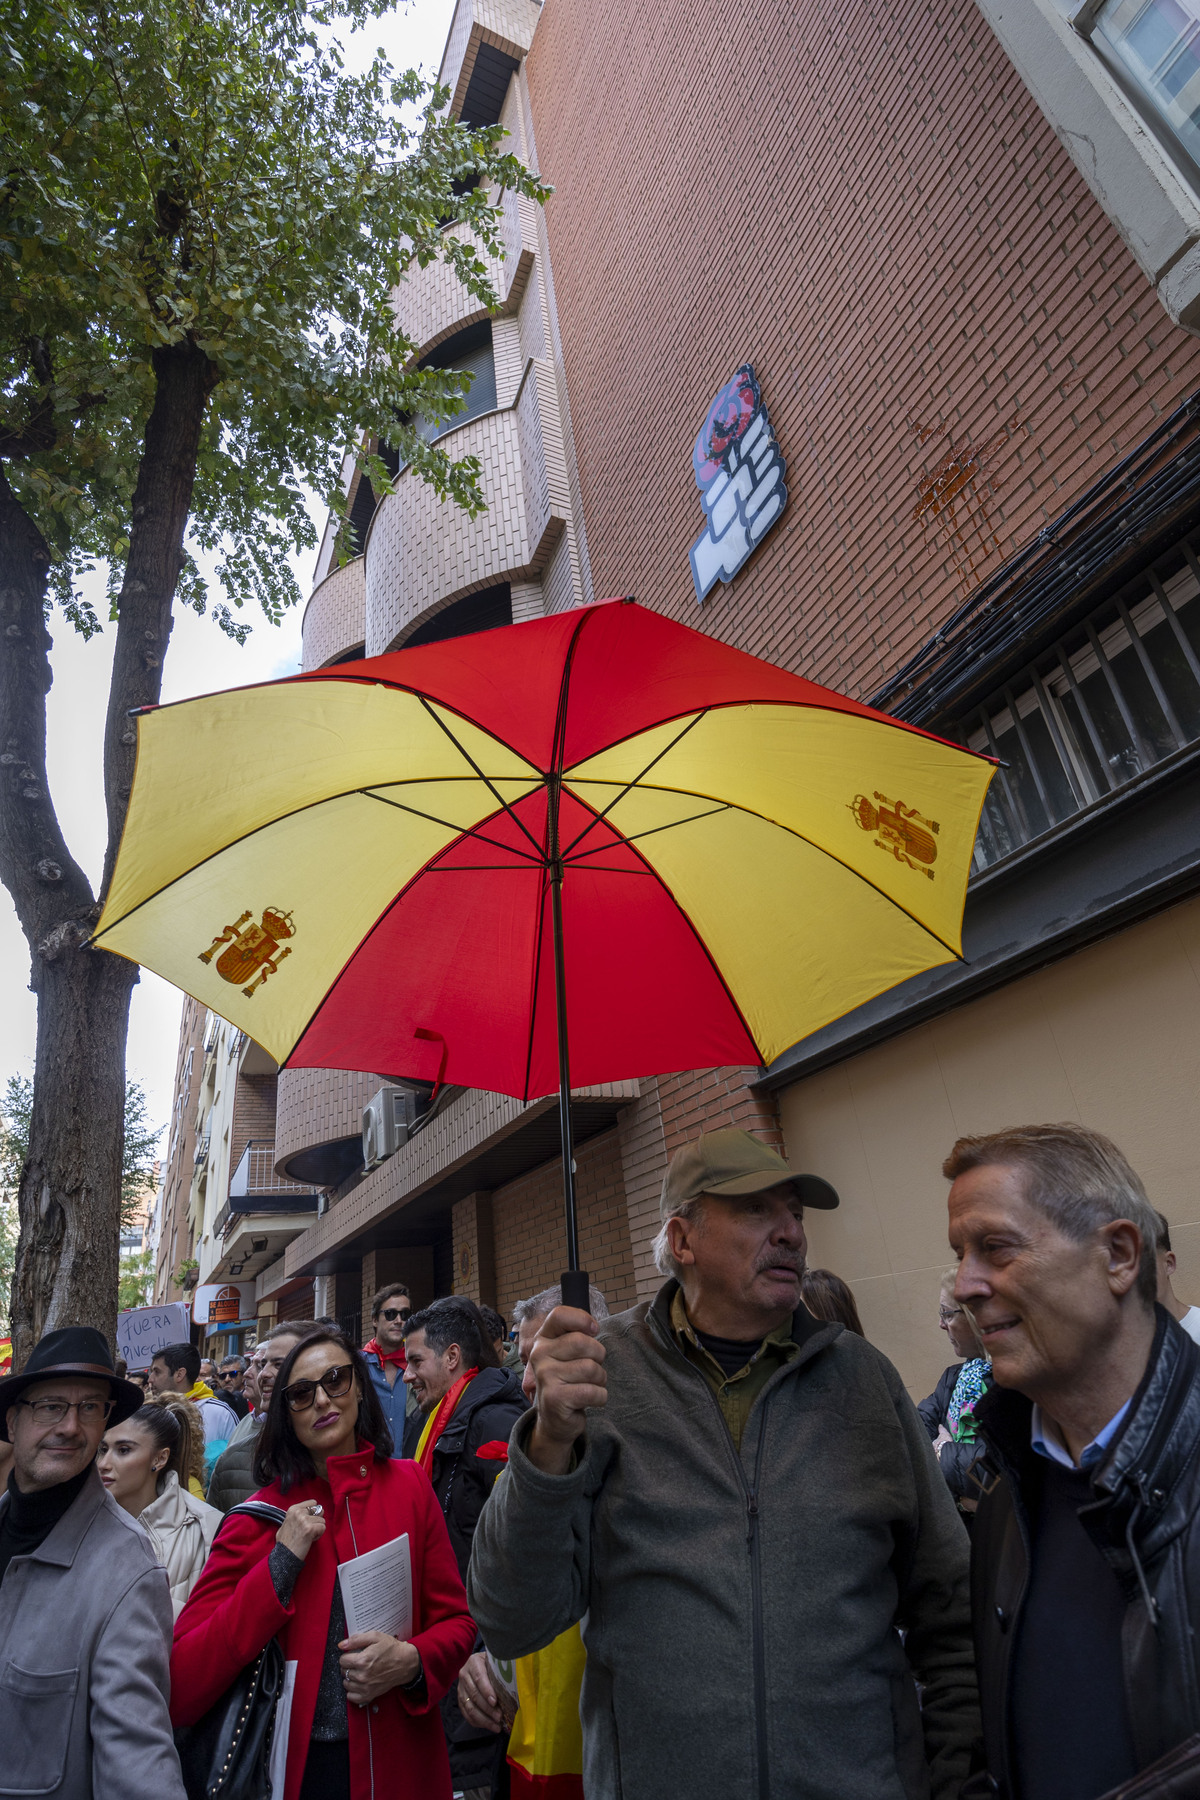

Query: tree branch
[0,464,96,958]
[101,338,218,897]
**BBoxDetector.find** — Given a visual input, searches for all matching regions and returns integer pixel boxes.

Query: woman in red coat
[172,1325,477,1800]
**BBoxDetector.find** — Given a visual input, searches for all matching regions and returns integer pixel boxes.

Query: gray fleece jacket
[468,1284,981,1800]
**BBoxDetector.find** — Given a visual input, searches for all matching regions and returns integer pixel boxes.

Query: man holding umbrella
[468,1130,982,1800]
[0,1327,186,1798]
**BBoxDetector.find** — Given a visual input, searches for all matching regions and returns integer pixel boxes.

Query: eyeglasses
[380,1307,411,1323]
[218,1370,241,1381]
[17,1397,114,1427]
[282,1363,355,1413]
[939,1308,964,1323]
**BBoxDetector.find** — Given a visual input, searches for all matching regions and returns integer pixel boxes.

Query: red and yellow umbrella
[95,599,993,1282]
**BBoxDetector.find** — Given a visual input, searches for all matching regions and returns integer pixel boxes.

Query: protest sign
[117,1301,192,1370]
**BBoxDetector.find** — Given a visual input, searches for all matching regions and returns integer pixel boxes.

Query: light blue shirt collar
[1031,1398,1132,1470]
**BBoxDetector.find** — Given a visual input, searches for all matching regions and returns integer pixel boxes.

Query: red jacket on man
[171,1446,477,1800]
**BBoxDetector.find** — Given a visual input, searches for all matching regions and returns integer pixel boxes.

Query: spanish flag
[506,1624,587,1799]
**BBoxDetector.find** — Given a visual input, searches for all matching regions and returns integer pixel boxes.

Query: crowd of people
[0,1120,1196,1799]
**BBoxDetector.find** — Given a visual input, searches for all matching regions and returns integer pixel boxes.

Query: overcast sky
[0,0,457,1144]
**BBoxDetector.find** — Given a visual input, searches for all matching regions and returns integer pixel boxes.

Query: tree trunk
[12,948,137,1360]
[1,337,216,1361]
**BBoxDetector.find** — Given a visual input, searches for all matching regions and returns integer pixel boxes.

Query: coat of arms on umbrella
[851,793,940,877]
[199,907,296,996]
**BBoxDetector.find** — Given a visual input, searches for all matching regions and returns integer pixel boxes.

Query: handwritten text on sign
[116,1302,192,1370]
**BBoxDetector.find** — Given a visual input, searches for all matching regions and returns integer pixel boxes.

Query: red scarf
[365,1337,406,1369]
[416,1367,479,1475]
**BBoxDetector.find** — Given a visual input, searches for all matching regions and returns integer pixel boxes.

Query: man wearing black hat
[469,1128,982,1800]
[0,1326,187,1798]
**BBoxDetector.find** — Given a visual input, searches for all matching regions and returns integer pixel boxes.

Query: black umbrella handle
[560,1268,592,1314]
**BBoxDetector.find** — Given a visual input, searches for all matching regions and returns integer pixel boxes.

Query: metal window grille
[963,535,1200,872]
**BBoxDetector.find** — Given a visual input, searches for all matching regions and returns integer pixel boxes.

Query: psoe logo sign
[689,365,787,605]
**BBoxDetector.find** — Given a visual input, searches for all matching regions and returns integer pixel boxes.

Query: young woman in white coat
[98,1398,222,1615]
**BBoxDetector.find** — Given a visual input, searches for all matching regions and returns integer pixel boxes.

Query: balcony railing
[963,529,1200,873]
[229,1139,318,1210]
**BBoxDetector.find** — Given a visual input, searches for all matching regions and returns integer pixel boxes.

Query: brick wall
[275,1067,386,1172]
[156,996,208,1300]
[493,1127,639,1318]
[365,410,530,654]
[301,557,365,671]
[361,1247,436,1326]
[452,1191,498,1305]
[230,1074,277,1164]
[525,0,1200,698]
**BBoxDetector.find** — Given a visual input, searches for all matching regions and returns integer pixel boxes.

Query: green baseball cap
[660,1128,839,1222]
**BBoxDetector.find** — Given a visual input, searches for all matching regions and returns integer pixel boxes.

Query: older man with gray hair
[948,1122,1200,1800]
[469,1127,981,1800]
[513,1282,610,1364]
[0,1326,186,1798]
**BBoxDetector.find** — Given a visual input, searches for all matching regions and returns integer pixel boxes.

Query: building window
[1088,0,1200,179]
[382,322,499,479]
[415,321,498,446]
[961,533,1200,871]
[404,583,512,649]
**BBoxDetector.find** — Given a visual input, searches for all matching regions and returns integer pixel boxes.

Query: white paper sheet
[268,1659,298,1800]
[337,1532,412,1640]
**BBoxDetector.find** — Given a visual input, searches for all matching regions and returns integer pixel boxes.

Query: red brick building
[171,0,1200,1394]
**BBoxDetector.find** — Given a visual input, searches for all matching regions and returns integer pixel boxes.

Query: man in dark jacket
[469,1129,980,1800]
[405,1297,527,1799]
[946,1121,1200,1800]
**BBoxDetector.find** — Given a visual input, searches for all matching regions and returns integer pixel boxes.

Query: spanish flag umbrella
[94,598,993,1302]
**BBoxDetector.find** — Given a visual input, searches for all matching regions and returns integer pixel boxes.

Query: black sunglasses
[282,1362,356,1413]
[380,1307,411,1322]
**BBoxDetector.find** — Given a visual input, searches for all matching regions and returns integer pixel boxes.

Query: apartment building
[153,995,206,1306]
[154,1001,321,1353]
[160,0,1200,1395]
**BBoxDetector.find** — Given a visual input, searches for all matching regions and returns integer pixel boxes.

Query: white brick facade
[300,556,366,672]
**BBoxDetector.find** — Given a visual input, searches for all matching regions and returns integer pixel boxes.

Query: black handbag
[174,1501,289,1800]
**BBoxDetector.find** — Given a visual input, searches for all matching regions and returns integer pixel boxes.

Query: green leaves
[0,0,549,636]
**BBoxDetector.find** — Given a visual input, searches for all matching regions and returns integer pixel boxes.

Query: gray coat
[468,1284,981,1800]
[0,1465,186,1799]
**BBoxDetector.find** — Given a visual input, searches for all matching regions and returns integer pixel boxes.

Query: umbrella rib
[418,696,548,862]
[566,780,966,962]
[522,863,553,1105]
[566,803,733,857]
[564,790,765,1066]
[557,710,710,860]
[360,791,543,863]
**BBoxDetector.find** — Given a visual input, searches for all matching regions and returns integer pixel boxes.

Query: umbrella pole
[549,806,590,1315]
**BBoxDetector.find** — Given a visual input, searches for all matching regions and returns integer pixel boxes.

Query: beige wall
[781,893,1200,1401]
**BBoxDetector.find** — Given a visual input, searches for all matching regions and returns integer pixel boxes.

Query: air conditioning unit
[362,1086,427,1171]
